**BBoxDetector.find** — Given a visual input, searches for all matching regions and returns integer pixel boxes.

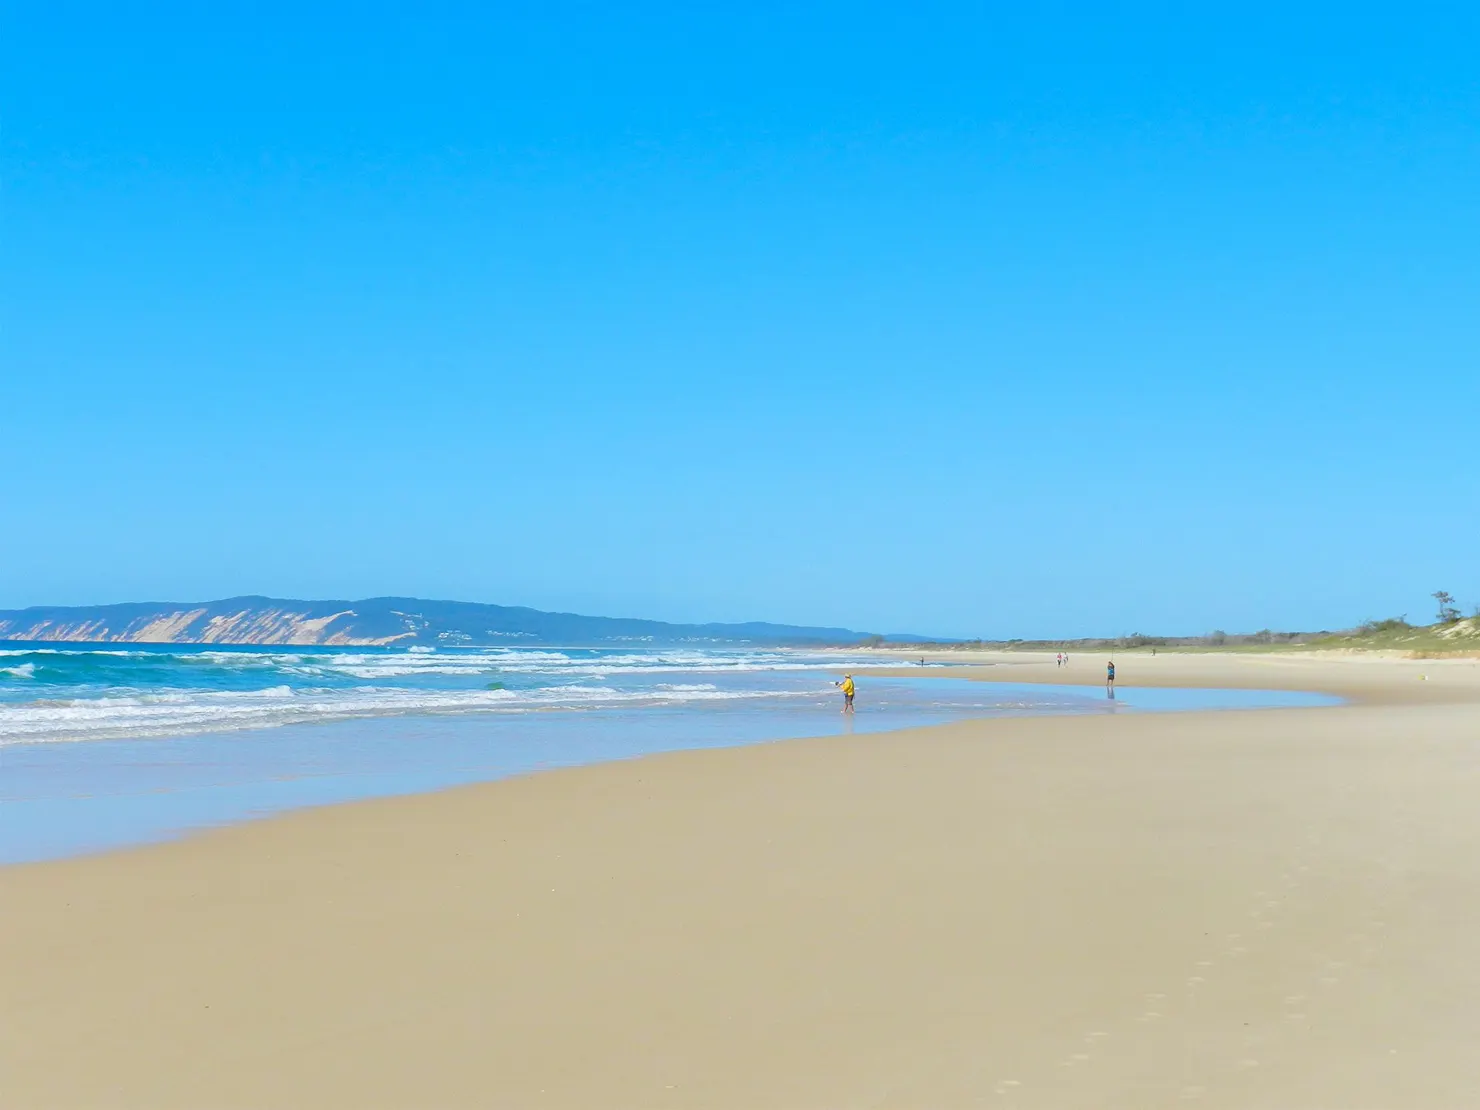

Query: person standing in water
[836,674,856,713]
[1106,660,1116,692]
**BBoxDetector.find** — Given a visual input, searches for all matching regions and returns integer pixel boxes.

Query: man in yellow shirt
[837,674,856,713]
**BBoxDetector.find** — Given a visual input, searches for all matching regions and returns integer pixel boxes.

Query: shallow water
[1,667,1337,863]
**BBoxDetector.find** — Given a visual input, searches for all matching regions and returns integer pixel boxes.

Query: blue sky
[4,2,1477,638]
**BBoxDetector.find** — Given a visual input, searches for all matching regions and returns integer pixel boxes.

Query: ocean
[0,642,909,745]
[0,643,1338,862]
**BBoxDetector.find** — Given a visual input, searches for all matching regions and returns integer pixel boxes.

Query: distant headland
[0,596,929,648]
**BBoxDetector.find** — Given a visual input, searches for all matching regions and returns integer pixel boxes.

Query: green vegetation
[866,590,1480,657]
[1306,615,1480,655]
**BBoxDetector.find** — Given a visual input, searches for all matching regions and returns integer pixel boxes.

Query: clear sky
[4,3,1476,638]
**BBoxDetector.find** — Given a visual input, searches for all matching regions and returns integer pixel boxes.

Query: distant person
[1106,660,1116,692]
[836,674,856,713]
[1056,652,1064,668]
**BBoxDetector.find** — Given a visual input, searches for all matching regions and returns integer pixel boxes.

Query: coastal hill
[0,596,910,648]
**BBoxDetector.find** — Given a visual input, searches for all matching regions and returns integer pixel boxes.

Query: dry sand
[4,652,1480,1107]
[860,645,1480,705]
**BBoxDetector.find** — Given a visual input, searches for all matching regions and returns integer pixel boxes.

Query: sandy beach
[4,651,1480,1108]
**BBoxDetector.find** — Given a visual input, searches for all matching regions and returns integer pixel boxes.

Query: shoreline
[2,665,1339,867]
[4,652,1480,1106]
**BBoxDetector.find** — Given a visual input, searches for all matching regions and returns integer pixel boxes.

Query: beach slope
[4,654,1480,1107]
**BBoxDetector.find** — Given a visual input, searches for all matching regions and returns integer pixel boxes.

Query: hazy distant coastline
[6,594,1475,654]
[0,596,927,648]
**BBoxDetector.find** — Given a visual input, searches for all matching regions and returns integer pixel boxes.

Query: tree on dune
[1432,591,1460,624]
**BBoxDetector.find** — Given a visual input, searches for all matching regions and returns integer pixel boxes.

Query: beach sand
[4,652,1480,1107]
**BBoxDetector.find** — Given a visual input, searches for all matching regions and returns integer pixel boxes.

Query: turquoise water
[1,642,870,744]
[0,645,1339,863]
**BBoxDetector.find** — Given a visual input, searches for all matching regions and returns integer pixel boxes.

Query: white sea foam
[274,649,850,681]
[0,678,815,745]
[0,645,878,745]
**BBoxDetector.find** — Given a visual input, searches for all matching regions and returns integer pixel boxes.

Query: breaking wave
[0,644,873,745]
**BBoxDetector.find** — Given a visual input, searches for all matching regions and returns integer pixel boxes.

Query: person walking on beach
[1106,660,1116,692]
[1056,652,1064,668]
[836,674,856,713]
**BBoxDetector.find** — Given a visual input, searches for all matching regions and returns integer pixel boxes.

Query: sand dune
[3,652,1479,1107]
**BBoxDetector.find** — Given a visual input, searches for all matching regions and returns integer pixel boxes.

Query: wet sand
[3,652,1479,1107]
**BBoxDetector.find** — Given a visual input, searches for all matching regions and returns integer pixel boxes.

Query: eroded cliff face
[0,607,408,646]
